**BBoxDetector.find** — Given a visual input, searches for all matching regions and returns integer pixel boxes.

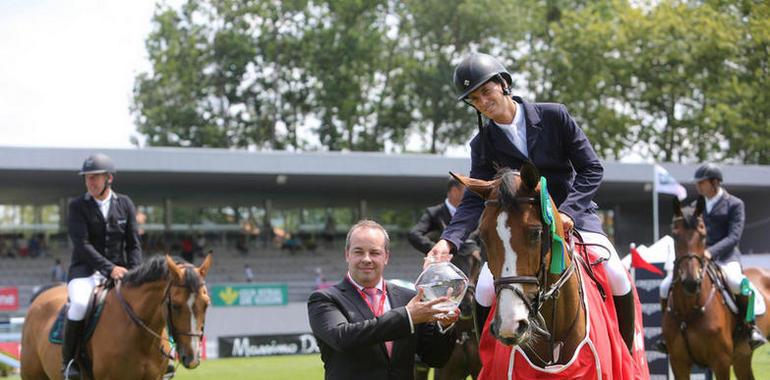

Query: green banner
[211,284,288,307]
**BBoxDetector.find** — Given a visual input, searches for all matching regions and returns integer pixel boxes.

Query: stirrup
[652,337,667,353]
[63,359,82,380]
[749,327,768,350]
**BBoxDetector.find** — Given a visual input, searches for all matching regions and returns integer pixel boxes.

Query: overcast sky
[0,0,172,149]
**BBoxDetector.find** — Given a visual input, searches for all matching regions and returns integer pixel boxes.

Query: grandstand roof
[1,146,768,207]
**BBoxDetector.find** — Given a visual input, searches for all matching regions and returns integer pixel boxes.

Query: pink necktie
[363,287,393,357]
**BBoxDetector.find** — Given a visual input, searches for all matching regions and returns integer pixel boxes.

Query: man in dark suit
[408,178,480,277]
[426,52,636,352]
[658,163,766,351]
[308,220,458,380]
[63,153,143,378]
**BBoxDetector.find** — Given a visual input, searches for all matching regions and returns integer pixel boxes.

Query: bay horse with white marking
[20,255,212,380]
[453,162,648,379]
[663,198,770,379]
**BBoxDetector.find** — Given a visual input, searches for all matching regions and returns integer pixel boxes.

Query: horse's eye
[172,304,183,312]
[528,227,542,243]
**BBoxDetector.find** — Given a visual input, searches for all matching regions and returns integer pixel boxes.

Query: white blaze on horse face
[187,294,200,360]
[495,211,529,337]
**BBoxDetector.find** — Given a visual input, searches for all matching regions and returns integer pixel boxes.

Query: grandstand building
[1,146,768,357]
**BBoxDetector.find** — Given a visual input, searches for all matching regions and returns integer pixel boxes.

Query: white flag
[655,164,687,200]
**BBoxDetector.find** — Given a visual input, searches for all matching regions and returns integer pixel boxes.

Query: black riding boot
[61,319,84,380]
[613,292,635,354]
[653,298,668,353]
[736,294,768,350]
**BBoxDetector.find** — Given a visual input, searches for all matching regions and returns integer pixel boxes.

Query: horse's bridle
[484,194,577,328]
[115,277,205,361]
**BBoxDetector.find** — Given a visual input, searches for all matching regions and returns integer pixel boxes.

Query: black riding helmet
[453,53,513,167]
[693,163,722,182]
[78,153,116,175]
[453,52,512,101]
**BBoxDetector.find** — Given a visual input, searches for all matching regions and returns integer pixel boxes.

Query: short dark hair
[345,220,390,252]
[447,178,462,193]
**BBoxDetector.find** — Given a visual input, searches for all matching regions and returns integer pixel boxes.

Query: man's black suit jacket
[308,278,455,380]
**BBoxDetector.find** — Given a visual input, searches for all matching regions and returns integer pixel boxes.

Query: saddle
[702,262,739,315]
[49,281,112,345]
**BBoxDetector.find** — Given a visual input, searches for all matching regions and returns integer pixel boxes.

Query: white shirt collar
[705,187,724,213]
[494,101,527,156]
[347,272,384,291]
[444,198,457,217]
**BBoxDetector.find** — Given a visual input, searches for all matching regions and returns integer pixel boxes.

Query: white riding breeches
[577,230,631,296]
[474,230,631,307]
[67,272,106,321]
[659,260,766,315]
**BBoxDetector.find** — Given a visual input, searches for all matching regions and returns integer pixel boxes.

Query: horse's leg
[669,348,693,380]
[732,340,755,380]
[709,355,733,380]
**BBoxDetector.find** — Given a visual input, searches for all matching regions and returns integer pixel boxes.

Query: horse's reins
[484,194,581,365]
[114,275,205,363]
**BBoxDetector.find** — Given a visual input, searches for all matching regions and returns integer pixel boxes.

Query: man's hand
[110,266,128,280]
[407,288,452,324]
[425,240,453,269]
[438,308,460,328]
[704,250,712,260]
[559,212,574,233]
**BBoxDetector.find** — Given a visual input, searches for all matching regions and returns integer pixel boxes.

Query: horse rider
[63,153,143,378]
[426,52,637,352]
[657,163,767,351]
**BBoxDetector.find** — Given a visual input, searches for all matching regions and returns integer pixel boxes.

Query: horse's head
[453,162,564,346]
[671,197,707,295]
[165,254,212,369]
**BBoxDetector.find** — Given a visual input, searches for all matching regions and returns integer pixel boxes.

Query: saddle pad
[49,292,108,345]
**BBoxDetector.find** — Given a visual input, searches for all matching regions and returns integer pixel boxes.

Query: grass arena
[6,350,770,380]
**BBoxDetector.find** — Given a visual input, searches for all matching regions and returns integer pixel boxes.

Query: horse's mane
[495,168,521,210]
[123,255,203,291]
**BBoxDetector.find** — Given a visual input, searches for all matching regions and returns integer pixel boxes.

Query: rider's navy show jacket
[67,191,142,280]
[442,97,604,251]
[704,191,745,264]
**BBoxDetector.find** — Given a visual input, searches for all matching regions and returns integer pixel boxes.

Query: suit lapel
[488,123,528,161]
[520,99,542,156]
[85,193,106,223]
[439,204,451,228]
[339,277,375,320]
[709,191,728,216]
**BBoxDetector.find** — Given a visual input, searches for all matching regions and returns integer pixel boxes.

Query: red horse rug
[477,246,650,380]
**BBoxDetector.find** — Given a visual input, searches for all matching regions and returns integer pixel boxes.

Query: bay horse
[663,197,770,379]
[20,254,212,380]
[452,162,647,379]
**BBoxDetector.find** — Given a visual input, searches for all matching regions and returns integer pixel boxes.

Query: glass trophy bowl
[415,261,469,317]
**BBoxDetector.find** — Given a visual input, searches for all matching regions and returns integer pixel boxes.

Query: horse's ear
[694,196,706,218]
[672,196,683,218]
[198,252,213,278]
[520,162,539,191]
[166,255,184,282]
[450,172,495,200]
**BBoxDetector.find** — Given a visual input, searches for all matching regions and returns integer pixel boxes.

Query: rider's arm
[123,197,143,269]
[556,104,603,221]
[408,208,436,254]
[707,197,745,261]
[441,135,494,251]
[68,200,115,277]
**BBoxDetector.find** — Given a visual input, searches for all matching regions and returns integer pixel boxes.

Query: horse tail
[29,282,65,304]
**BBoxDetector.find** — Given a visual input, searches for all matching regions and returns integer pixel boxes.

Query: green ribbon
[741,278,756,323]
[540,177,565,274]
